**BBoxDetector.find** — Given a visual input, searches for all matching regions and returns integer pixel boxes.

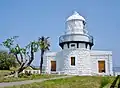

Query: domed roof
[66,11,86,22]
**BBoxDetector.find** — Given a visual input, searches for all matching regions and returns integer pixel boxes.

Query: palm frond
[38,36,50,51]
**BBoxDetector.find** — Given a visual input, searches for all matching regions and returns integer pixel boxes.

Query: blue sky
[0,0,120,66]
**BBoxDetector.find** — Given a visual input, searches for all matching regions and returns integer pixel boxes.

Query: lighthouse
[43,11,113,76]
[57,11,94,75]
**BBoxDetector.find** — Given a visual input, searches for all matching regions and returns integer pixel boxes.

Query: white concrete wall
[79,43,85,49]
[60,49,92,75]
[109,55,113,76]
[63,44,68,49]
[87,44,90,50]
[56,51,64,72]
[43,50,113,76]
[22,70,40,74]
[43,52,57,74]
[90,50,113,76]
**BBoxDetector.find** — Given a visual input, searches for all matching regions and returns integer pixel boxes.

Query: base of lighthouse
[56,49,92,76]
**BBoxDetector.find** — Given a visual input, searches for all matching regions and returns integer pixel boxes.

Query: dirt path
[0,76,73,88]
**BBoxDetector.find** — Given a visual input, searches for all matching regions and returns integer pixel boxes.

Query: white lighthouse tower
[57,11,94,75]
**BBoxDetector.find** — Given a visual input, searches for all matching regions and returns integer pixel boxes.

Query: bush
[18,73,28,78]
[100,77,110,88]
[18,71,32,78]
[0,51,17,70]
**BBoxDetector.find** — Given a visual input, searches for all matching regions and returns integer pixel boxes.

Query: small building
[43,11,113,76]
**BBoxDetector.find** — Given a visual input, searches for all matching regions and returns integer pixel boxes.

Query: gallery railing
[59,34,93,45]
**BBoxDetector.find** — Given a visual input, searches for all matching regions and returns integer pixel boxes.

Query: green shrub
[18,73,29,78]
[100,77,110,88]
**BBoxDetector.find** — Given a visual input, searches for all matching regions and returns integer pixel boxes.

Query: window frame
[70,43,76,48]
[71,57,75,66]
[71,44,75,47]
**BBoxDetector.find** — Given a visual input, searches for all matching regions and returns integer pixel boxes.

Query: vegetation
[0,36,39,77]
[38,36,50,74]
[4,76,115,88]
[0,70,11,78]
[0,36,115,88]
[0,51,17,70]
[0,72,61,83]
[100,76,111,88]
[0,36,50,77]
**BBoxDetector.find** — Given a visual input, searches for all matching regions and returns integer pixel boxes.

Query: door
[51,61,56,71]
[98,61,105,73]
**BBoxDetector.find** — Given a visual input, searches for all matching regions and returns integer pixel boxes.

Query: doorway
[98,60,105,73]
[51,61,56,71]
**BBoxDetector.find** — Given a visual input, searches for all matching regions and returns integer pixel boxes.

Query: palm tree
[38,36,50,74]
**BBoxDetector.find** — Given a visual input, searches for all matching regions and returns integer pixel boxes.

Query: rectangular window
[71,57,75,66]
[71,44,75,47]
[98,61,105,73]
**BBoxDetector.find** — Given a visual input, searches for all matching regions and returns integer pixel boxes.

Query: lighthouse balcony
[59,34,93,46]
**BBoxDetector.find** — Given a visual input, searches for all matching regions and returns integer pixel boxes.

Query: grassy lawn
[0,70,11,79]
[0,70,11,76]
[4,76,115,88]
[0,70,62,83]
[0,74,62,83]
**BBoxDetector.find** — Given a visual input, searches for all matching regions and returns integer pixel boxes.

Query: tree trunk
[17,42,34,74]
[5,59,32,78]
[5,64,27,78]
[14,71,18,78]
[40,50,44,74]
[14,48,21,65]
[4,43,35,77]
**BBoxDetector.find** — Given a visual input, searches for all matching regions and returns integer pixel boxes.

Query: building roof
[66,11,86,22]
[44,51,57,56]
[90,50,112,55]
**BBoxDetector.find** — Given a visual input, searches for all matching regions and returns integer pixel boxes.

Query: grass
[100,76,114,88]
[103,76,120,88]
[0,70,115,88]
[4,76,115,88]
[0,70,11,78]
[0,70,62,83]
[0,74,62,83]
